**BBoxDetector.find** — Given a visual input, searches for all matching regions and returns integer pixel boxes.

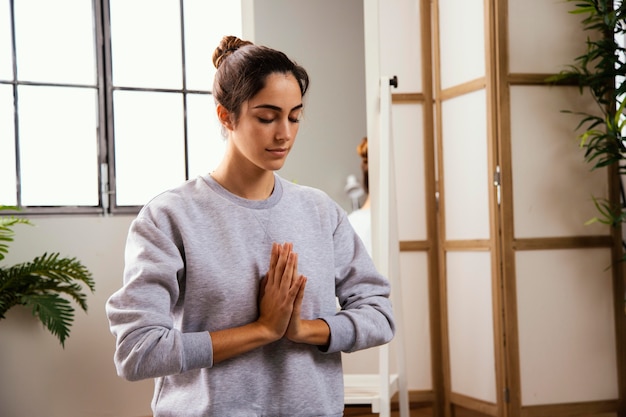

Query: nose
[275,118,295,141]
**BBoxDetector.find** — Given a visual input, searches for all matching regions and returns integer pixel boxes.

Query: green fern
[0,206,33,261]
[0,206,95,347]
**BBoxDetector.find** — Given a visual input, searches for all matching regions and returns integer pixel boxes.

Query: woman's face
[225,72,303,173]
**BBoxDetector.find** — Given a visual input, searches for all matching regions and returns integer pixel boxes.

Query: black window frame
[1,0,222,216]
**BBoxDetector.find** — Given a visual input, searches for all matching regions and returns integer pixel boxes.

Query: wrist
[289,319,330,347]
[252,320,283,344]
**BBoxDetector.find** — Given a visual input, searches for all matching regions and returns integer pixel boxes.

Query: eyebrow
[252,103,303,112]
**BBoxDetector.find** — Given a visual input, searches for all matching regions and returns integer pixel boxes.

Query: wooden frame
[397,0,626,416]
[378,1,625,416]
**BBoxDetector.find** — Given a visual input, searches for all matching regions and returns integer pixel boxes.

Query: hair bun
[212,35,253,69]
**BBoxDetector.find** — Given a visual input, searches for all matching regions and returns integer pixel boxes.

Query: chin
[267,162,287,171]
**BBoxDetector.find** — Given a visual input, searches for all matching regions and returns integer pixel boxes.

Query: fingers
[282,251,297,291]
[267,242,280,286]
[293,275,307,308]
[259,242,307,339]
[285,275,307,342]
[270,243,288,278]
[292,253,299,289]
[269,242,297,290]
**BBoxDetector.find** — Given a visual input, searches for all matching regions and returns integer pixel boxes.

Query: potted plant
[0,205,95,347]
[547,0,626,243]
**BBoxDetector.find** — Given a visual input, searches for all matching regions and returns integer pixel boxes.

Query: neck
[210,167,275,200]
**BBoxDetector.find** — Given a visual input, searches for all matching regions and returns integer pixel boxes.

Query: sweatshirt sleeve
[321,210,396,354]
[105,215,213,381]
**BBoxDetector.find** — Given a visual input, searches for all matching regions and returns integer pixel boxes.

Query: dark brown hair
[212,35,310,125]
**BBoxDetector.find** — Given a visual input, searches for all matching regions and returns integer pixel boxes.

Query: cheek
[238,125,271,154]
[291,123,301,136]
[238,123,265,142]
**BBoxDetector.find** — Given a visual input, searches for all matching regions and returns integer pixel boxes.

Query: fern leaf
[0,215,33,262]
[0,207,95,347]
[7,253,95,290]
[1,253,95,320]
[23,293,74,347]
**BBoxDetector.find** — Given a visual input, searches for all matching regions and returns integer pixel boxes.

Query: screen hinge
[493,165,501,205]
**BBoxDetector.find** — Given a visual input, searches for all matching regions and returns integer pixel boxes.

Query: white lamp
[344,174,365,211]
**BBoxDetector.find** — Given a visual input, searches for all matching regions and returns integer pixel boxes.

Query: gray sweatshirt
[106,174,395,417]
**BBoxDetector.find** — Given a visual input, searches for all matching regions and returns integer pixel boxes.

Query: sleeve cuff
[182,331,214,371]
[319,315,356,353]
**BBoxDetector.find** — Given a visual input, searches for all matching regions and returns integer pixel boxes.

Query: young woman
[106,35,395,417]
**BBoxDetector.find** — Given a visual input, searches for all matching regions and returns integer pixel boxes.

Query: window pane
[184,0,242,91]
[18,85,99,206]
[0,1,12,80]
[186,93,225,178]
[110,0,182,89]
[14,0,95,85]
[113,91,186,206]
[0,84,16,205]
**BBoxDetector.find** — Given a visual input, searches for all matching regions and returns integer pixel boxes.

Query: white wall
[252,0,367,209]
[0,215,154,417]
[0,2,368,416]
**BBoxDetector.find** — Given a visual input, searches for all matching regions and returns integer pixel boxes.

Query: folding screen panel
[503,0,624,412]
[516,249,618,405]
[509,86,618,407]
[436,0,504,413]
[366,0,626,415]
[435,0,624,415]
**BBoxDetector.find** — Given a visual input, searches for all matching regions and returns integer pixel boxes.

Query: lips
[267,148,289,157]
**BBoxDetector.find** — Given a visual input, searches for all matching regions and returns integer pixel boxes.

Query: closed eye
[253,103,303,125]
[258,116,300,124]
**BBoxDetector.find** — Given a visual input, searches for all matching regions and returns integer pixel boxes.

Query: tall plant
[548,0,626,239]
[0,206,95,347]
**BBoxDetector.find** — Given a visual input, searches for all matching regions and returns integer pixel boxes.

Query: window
[0,0,242,214]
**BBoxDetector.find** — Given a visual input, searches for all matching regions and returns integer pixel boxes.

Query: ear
[216,104,234,131]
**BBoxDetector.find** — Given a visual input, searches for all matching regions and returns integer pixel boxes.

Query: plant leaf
[1,253,95,312]
[23,293,74,347]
